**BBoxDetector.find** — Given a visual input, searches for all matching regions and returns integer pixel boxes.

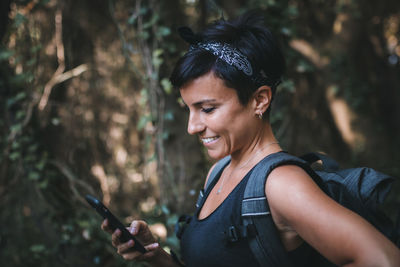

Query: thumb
[138,242,160,261]
[145,242,159,252]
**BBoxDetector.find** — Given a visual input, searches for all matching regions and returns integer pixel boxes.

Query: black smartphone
[85,194,147,254]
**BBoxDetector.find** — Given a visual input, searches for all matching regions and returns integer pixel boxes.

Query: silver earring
[258,113,263,120]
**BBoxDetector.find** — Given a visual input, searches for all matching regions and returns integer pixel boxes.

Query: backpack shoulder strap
[195,155,231,209]
[176,156,231,241]
[242,151,312,267]
[205,156,231,191]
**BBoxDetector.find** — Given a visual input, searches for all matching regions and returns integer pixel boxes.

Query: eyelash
[201,107,216,114]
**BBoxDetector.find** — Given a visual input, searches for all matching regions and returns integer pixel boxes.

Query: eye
[201,107,216,114]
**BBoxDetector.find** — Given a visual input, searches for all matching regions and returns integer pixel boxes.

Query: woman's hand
[101,219,160,262]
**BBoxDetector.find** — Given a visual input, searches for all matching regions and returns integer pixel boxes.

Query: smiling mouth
[201,136,219,144]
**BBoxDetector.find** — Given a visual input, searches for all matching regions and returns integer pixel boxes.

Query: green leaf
[142,14,159,29]
[280,80,295,93]
[147,153,157,162]
[157,26,171,37]
[139,7,148,15]
[9,151,20,161]
[162,132,169,140]
[127,14,137,25]
[7,92,26,107]
[287,5,299,17]
[16,110,26,120]
[30,44,42,53]
[139,31,150,40]
[137,115,151,130]
[11,141,20,149]
[76,220,91,228]
[28,171,40,180]
[38,179,48,189]
[10,123,22,133]
[164,111,174,121]
[166,214,179,226]
[161,205,170,215]
[36,158,46,171]
[296,60,314,73]
[10,73,30,86]
[280,27,292,36]
[152,49,164,68]
[26,58,37,66]
[28,144,38,153]
[14,13,27,28]
[30,244,46,253]
[161,78,172,94]
[0,49,14,61]
[139,88,148,105]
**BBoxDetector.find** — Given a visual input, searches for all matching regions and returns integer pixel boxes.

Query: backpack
[191,151,400,267]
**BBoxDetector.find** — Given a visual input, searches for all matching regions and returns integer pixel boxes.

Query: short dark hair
[170,11,286,108]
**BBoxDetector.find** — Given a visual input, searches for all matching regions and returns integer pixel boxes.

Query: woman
[102,12,400,266]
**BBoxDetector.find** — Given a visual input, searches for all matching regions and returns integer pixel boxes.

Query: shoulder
[265,164,318,199]
[265,164,324,223]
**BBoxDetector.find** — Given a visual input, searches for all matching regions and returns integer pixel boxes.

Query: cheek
[214,114,249,141]
[225,112,255,139]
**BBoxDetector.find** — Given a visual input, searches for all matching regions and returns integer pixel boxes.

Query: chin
[207,150,229,160]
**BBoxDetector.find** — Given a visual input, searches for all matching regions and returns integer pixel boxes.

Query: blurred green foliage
[1,0,399,266]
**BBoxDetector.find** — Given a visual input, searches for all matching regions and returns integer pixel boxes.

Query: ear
[252,85,272,116]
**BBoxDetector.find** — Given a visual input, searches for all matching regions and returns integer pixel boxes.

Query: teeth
[202,137,218,144]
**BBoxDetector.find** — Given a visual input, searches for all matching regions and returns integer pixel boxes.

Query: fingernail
[130,227,136,234]
[128,240,134,246]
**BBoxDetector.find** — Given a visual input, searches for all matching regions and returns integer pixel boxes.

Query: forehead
[179,72,238,105]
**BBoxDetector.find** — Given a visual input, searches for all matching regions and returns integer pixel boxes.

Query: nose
[187,112,204,135]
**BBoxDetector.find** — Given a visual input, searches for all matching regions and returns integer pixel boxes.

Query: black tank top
[180,166,312,267]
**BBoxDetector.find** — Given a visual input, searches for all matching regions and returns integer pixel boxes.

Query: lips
[201,136,219,144]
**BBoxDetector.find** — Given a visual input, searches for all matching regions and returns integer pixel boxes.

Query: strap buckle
[175,215,192,239]
[225,224,258,243]
[227,226,240,242]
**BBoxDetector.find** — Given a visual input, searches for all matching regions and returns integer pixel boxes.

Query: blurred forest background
[1,0,400,266]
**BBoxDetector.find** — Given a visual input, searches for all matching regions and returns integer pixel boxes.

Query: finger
[111,229,122,247]
[128,220,147,235]
[117,240,143,261]
[121,250,142,261]
[128,220,140,235]
[135,243,160,261]
[101,219,112,233]
[117,239,135,254]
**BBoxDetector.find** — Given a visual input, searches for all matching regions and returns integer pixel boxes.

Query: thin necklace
[216,141,279,194]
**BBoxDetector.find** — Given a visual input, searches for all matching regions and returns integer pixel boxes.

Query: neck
[229,125,280,170]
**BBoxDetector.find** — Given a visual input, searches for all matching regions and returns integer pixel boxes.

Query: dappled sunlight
[2,1,399,266]
[289,39,329,69]
[325,86,365,150]
[333,13,348,34]
[91,164,111,205]
[140,197,157,213]
[127,171,144,183]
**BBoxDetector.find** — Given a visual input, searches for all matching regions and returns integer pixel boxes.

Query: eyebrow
[192,99,217,107]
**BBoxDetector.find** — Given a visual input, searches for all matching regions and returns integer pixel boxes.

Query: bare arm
[265,165,400,267]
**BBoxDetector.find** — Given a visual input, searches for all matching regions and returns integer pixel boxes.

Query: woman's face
[180,72,257,159]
